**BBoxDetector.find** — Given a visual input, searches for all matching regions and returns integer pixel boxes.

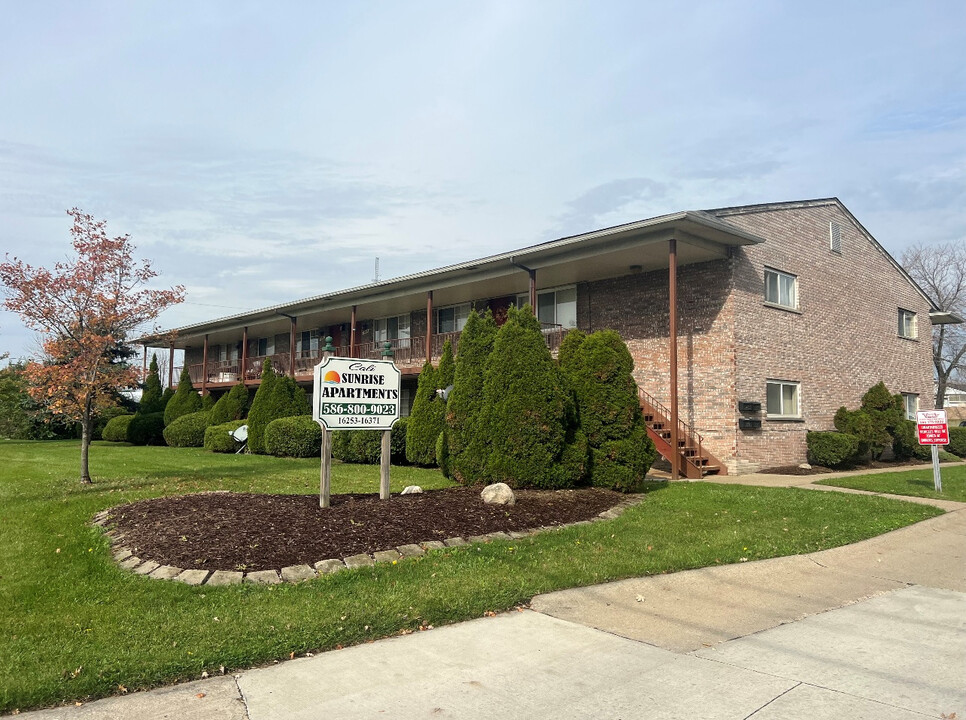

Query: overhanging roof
[143,211,765,348]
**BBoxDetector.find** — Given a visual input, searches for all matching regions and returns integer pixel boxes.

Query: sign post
[312,354,401,507]
[916,410,948,493]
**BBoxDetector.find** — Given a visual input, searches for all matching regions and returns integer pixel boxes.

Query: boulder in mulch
[481,483,515,506]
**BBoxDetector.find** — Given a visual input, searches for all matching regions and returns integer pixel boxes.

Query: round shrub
[163,410,212,448]
[127,412,166,446]
[350,430,384,464]
[946,426,966,457]
[806,431,859,468]
[331,429,353,462]
[891,420,918,461]
[95,407,132,441]
[265,416,323,458]
[205,420,248,453]
[102,414,135,442]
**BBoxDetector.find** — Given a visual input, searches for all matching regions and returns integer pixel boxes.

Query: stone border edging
[91,494,646,587]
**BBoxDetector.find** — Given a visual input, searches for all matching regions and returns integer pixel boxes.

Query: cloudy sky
[2,1,965,360]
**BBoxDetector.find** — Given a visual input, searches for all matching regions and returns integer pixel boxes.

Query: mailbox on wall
[738,401,762,413]
[739,418,762,430]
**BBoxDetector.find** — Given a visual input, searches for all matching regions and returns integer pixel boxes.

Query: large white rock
[401,485,423,495]
[481,482,515,506]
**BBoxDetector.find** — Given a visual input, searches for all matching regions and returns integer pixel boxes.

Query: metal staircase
[638,387,724,479]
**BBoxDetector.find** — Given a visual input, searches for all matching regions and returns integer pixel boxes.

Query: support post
[669,238,679,481]
[320,426,332,508]
[142,345,147,377]
[932,444,943,492]
[380,429,391,500]
[350,305,357,357]
[529,269,537,312]
[241,326,248,382]
[201,334,209,396]
[426,290,433,361]
[168,344,175,388]
[289,317,297,377]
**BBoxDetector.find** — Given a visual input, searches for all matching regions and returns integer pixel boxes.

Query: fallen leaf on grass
[118,685,128,694]
[196,693,206,699]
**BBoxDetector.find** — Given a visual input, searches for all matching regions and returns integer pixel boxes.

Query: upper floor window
[437,303,471,334]
[253,336,274,357]
[296,329,321,357]
[766,379,800,418]
[517,285,577,328]
[374,314,411,345]
[898,309,917,339]
[764,268,797,310]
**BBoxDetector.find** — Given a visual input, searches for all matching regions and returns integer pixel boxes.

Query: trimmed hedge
[102,414,135,443]
[946,426,966,457]
[265,416,323,458]
[209,383,249,425]
[205,420,247,453]
[806,431,860,468]
[332,420,408,464]
[127,412,166,446]
[163,410,212,448]
[94,406,132,441]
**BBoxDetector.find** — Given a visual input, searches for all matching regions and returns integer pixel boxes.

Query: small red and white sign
[916,410,949,445]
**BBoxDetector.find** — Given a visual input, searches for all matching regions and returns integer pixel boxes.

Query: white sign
[312,356,401,430]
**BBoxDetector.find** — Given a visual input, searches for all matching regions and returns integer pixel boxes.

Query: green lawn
[0,440,944,713]
[815,464,966,502]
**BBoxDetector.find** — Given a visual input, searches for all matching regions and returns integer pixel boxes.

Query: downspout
[669,238,679,480]
[510,259,537,311]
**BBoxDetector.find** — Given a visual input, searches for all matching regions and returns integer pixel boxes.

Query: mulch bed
[110,487,625,572]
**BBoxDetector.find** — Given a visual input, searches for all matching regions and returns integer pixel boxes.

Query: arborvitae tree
[437,339,455,390]
[246,359,278,454]
[446,310,497,483]
[481,305,587,488]
[139,354,165,414]
[559,329,657,492]
[269,374,310,419]
[209,382,249,425]
[860,381,903,459]
[160,386,174,410]
[406,360,441,466]
[201,393,216,411]
[163,367,203,425]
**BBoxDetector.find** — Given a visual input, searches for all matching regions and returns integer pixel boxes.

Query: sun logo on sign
[323,370,341,384]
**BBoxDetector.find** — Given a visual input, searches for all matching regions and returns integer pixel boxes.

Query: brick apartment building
[143,198,944,476]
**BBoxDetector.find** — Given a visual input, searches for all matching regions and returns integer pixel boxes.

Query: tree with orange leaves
[0,209,184,483]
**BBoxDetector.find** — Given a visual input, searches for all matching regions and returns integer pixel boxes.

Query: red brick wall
[716,201,935,471]
[578,259,740,470]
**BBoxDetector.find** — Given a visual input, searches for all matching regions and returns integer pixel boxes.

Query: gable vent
[829,222,842,253]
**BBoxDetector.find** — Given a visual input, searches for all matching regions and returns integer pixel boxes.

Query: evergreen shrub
[139,355,165,414]
[481,305,586,489]
[945,426,966,457]
[559,329,655,492]
[204,420,248,453]
[246,360,278,454]
[390,418,408,464]
[406,360,443,466]
[164,368,203,425]
[350,431,383,464]
[806,431,860,468]
[202,393,216,411]
[127,412,166,446]
[265,416,323,458]
[891,420,919,461]
[446,310,497,484]
[93,406,131,440]
[102,414,135,442]
[209,383,249,425]
[163,410,212,448]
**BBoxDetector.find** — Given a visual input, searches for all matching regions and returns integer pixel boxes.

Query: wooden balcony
[179,325,568,388]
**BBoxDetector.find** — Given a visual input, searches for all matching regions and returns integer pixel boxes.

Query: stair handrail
[637,387,704,472]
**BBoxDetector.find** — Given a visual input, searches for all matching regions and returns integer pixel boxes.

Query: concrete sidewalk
[18,481,966,719]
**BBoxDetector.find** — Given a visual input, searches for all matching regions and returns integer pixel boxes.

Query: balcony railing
[178,325,569,386]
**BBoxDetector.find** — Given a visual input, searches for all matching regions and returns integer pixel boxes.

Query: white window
[374,315,411,346]
[255,337,274,357]
[764,268,797,309]
[898,309,917,339]
[517,286,577,328]
[437,303,471,334]
[901,393,919,420]
[766,380,800,418]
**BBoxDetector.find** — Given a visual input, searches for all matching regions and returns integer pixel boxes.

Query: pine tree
[246,360,277,454]
[446,310,497,483]
[139,354,164,414]
[481,305,586,488]
[163,367,203,425]
[559,329,656,492]
[406,360,441,466]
